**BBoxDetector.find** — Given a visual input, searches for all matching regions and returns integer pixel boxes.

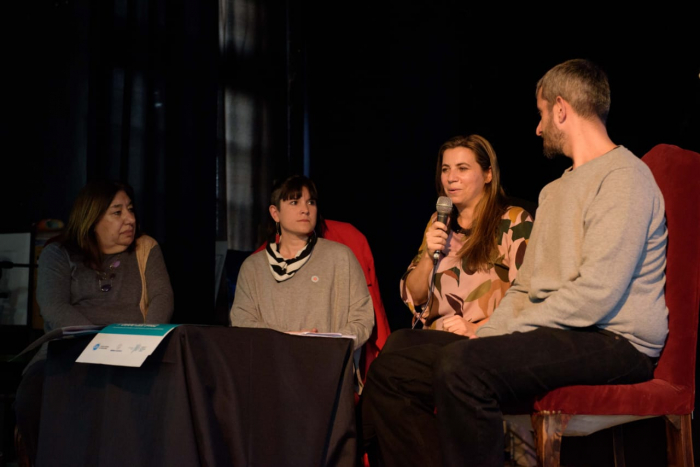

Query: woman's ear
[485,167,493,184]
[269,205,280,223]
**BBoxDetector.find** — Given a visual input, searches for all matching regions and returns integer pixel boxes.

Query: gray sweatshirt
[477,146,668,357]
[230,238,375,350]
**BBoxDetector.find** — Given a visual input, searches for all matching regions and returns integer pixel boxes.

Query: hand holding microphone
[430,196,453,264]
[414,196,453,329]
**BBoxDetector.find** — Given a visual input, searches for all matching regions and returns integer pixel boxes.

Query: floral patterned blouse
[400,206,533,330]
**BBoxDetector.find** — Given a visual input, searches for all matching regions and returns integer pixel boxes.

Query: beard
[541,118,565,159]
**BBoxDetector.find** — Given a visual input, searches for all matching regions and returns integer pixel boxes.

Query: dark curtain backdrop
[2,0,219,326]
[219,0,301,252]
[2,0,700,464]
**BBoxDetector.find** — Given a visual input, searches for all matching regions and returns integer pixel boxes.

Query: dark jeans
[361,327,655,467]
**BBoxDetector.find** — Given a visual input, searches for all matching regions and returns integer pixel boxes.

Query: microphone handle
[433,212,449,263]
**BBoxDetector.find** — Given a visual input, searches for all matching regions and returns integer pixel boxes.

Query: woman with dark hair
[14,179,174,464]
[402,134,533,334]
[229,174,374,350]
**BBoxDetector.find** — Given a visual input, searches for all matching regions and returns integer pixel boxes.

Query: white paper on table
[76,323,179,367]
[286,331,356,340]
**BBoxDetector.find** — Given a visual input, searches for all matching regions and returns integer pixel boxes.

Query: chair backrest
[321,220,391,370]
[642,144,700,406]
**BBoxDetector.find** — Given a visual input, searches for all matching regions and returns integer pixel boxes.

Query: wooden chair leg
[14,425,32,467]
[531,411,571,467]
[612,425,626,467]
[665,414,694,467]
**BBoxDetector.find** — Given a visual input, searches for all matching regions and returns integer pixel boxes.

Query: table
[36,325,358,467]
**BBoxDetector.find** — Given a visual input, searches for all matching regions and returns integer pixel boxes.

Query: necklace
[449,217,472,235]
[97,256,121,292]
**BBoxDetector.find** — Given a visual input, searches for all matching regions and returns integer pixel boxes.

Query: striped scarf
[265,234,318,282]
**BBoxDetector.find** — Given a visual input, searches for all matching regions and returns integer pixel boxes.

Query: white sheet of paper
[76,323,179,367]
[286,331,356,340]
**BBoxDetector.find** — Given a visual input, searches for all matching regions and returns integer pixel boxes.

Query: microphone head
[436,196,453,215]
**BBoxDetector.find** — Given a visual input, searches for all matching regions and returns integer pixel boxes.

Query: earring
[276,222,281,236]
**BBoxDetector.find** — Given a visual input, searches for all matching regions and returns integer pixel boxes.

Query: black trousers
[14,359,45,466]
[360,327,655,467]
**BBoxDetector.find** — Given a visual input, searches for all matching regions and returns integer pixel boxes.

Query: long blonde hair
[435,134,508,272]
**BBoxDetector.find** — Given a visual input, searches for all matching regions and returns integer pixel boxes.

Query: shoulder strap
[135,235,157,320]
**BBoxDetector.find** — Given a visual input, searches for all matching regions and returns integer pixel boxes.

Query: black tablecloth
[36,325,357,467]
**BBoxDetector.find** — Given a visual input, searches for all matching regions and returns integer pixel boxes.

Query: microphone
[433,196,453,263]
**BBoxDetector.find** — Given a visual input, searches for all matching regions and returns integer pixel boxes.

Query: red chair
[252,219,391,389]
[505,144,700,466]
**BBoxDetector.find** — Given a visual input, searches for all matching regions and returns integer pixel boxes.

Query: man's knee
[380,328,420,353]
[365,350,402,387]
[433,340,480,391]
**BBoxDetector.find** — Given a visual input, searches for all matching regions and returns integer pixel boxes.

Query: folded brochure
[76,323,179,367]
